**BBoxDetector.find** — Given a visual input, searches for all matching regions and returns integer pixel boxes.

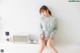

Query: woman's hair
[39,5,52,15]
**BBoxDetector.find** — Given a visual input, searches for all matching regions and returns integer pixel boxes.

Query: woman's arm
[48,17,57,36]
[40,19,44,36]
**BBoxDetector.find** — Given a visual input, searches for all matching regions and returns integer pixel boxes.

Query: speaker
[5,32,9,36]
[1,49,4,52]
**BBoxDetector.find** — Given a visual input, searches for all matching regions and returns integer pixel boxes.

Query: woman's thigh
[38,35,46,45]
[46,35,55,45]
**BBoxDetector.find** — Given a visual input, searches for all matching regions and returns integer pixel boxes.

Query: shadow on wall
[55,17,71,42]
[55,18,65,42]
[54,17,63,42]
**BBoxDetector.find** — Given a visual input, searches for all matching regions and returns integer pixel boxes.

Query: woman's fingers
[50,35,53,39]
[40,35,45,39]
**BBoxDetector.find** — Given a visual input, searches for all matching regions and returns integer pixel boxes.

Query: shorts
[44,37,49,41]
[44,31,56,41]
[44,31,50,38]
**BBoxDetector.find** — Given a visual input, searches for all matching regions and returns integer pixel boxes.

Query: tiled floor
[0,42,80,53]
[40,42,80,53]
[54,42,80,53]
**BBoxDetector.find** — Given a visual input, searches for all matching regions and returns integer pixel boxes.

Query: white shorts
[44,31,50,38]
[44,37,49,41]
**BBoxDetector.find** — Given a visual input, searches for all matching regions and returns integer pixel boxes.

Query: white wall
[0,0,80,43]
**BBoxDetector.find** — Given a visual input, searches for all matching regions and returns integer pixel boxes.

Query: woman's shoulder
[50,15,56,20]
[40,16,45,21]
[40,17,44,23]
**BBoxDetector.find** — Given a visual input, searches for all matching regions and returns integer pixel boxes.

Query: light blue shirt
[40,15,57,38]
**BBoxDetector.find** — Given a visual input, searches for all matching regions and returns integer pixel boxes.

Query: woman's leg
[38,35,46,53]
[47,35,58,53]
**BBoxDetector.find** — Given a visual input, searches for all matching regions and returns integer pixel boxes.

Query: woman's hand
[40,32,45,39]
[50,33,54,39]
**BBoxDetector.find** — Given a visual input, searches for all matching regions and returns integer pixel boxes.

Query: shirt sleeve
[39,19,44,36]
[50,25,57,36]
[48,17,57,36]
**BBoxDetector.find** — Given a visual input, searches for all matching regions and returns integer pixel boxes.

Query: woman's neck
[45,13,50,17]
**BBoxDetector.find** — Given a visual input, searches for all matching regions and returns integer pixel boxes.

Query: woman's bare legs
[38,35,46,53]
[47,35,58,53]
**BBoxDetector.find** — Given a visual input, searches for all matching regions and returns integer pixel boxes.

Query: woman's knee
[47,39,54,47]
[50,35,54,39]
[47,42,53,48]
[39,37,45,44]
[47,40,51,47]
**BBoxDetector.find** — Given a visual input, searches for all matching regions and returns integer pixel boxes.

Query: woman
[38,5,58,53]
